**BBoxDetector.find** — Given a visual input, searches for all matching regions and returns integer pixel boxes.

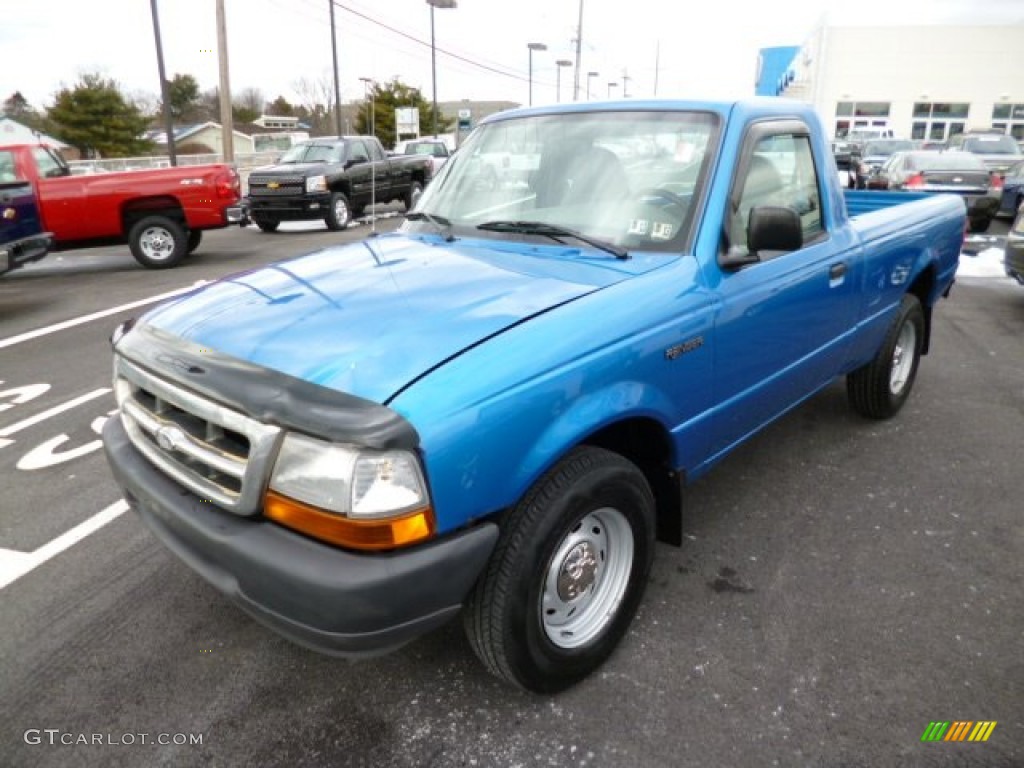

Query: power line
[328,0,531,84]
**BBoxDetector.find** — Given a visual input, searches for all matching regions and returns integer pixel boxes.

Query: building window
[853,102,890,117]
[836,102,853,117]
[911,103,971,144]
[992,104,1024,141]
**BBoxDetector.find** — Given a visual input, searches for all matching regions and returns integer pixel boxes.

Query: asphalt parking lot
[0,216,1021,767]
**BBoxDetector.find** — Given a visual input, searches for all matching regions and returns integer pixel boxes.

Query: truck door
[345,140,373,205]
[366,138,394,200]
[709,120,860,455]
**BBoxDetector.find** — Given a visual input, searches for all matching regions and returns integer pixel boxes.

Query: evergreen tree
[46,74,153,158]
[356,79,454,149]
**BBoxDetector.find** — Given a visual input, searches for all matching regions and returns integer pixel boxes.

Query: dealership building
[760,11,1024,142]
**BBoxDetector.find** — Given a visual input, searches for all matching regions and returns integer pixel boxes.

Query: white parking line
[0,500,128,589]
[0,388,111,439]
[0,280,210,350]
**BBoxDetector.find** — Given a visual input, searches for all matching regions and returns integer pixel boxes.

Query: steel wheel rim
[334,198,349,226]
[140,226,174,262]
[890,319,916,395]
[540,507,634,649]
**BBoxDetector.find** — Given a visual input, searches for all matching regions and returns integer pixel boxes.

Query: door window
[727,132,824,256]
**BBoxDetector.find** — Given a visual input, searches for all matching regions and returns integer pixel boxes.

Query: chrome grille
[249,184,304,196]
[249,174,303,185]
[114,357,282,515]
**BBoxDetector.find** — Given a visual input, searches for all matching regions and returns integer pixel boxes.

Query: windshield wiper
[476,220,628,260]
[405,210,455,242]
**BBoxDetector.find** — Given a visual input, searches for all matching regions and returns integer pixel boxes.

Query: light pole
[572,0,585,101]
[359,77,374,137]
[586,71,599,100]
[426,0,457,138]
[527,42,547,106]
[607,81,618,99]
[359,77,376,229]
[556,59,572,103]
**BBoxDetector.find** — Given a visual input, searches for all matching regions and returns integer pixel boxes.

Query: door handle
[829,262,847,280]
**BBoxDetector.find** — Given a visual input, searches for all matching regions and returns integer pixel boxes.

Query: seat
[730,155,785,250]
[535,145,628,207]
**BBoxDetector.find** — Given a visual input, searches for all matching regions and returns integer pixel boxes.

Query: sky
[3,0,1021,114]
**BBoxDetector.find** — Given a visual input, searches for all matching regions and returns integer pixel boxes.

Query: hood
[140,233,668,403]
[251,162,337,177]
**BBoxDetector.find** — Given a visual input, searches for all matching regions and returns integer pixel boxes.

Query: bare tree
[235,87,266,116]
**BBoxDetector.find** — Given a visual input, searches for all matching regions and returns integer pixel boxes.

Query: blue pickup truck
[0,179,52,276]
[102,99,964,693]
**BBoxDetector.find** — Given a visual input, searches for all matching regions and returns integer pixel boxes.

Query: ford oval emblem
[155,425,186,452]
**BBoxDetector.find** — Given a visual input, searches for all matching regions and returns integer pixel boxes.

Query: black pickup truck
[244,136,433,232]
[0,179,52,276]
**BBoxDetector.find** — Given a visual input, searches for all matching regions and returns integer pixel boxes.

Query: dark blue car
[999,159,1024,218]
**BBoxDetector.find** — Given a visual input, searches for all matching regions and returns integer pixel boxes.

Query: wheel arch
[907,262,935,355]
[504,386,683,548]
[121,196,186,235]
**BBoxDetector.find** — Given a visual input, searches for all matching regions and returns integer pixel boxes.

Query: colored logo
[921,721,997,742]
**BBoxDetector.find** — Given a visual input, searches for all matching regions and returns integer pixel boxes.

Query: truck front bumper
[245,193,334,221]
[102,417,498,657]
[0,232,52,275]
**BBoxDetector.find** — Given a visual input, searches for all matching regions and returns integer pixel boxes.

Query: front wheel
[253,216,280,233]
[968,215,991,233]
[325,192,352,231]
[463,446,655,693]
[128,215,187,269]
[847,294,925,419]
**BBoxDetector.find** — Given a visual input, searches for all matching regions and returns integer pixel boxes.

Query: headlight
[306,175,327,193]
[265,433,434,550]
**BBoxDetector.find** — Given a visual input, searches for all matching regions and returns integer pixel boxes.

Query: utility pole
[572,0,585,101]
[329,0,343,137]
[150,0,176,166]
[216,0,234,161]
[653,41,660,97]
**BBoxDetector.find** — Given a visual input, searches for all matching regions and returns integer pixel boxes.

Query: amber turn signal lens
[264,490,434,551]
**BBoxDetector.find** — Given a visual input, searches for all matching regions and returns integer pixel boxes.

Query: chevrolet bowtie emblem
[267,181,280,189]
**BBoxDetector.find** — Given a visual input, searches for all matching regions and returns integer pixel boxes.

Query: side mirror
[748,205,803,255]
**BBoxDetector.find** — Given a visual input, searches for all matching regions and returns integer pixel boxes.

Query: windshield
[407,110,719,253]
[864,140,914,156]
[963,135,1021,156]
[279,143,344,163]
[406,142,447,157]
[907,152,986,171]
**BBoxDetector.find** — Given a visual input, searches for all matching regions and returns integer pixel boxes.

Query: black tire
[463,446,656,693]
[128,215,187,269]
[325,192,351,231]
[847,294,925,419]
[404,181,423,212]
[186,229,202,254]
[253,217,280,233]
[968,216,991,234]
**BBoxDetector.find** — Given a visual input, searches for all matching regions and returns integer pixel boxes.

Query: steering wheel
[635,188,688,209]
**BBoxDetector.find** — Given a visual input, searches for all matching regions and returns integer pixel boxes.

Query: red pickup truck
[0,143,243,269]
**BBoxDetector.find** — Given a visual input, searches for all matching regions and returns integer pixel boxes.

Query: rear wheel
[404,181,423,211]
[128,215,187,269]
[325,192,351,231]
[253,217,280,233]
[847,294,924,419]
[463,446,655,693]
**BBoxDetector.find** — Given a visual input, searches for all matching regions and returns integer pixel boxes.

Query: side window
[348,141,369,164]
[0,150,17,181]
[727,132,823,255]
[32,147,67,178]
[367,141,384,162]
